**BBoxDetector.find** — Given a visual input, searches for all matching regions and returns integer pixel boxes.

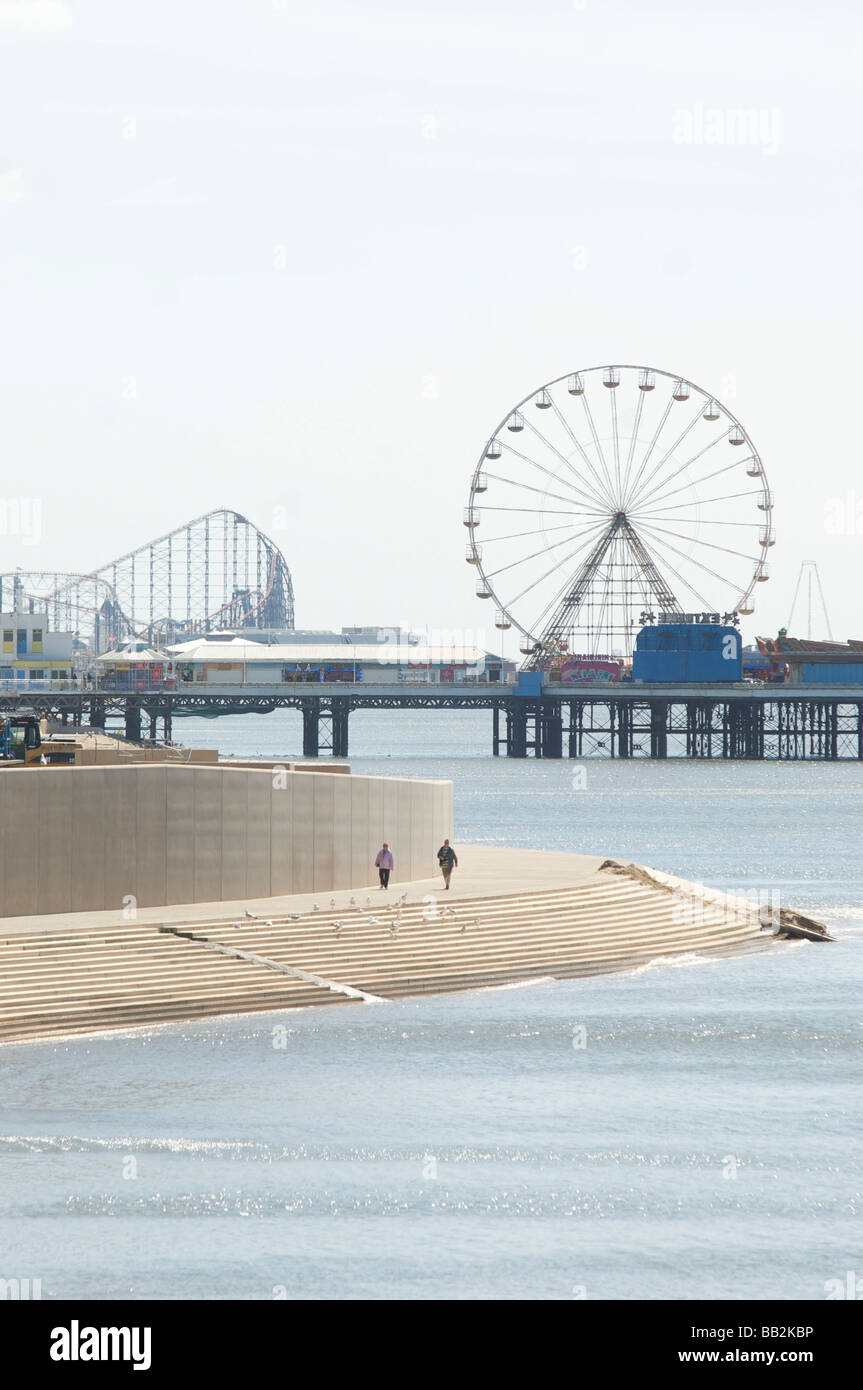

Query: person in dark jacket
[437,839,458,889]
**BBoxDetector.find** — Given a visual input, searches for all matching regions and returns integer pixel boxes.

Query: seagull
[289,913,301,920]
[334,921,342,935]
[369,917,381,926]
[245,910,258,919]
[329,897,336,909]
[389,921,398,937]
[313,903,320,912]
[349,896,356,907]
[460,923,467,934]
[365,897,372,909]
[474,918,481,928]
[444,906,455,918]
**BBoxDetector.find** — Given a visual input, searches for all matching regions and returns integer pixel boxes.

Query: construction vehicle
[0,711,81,766]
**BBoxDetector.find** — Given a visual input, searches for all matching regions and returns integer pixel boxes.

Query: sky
[0,0,860,657]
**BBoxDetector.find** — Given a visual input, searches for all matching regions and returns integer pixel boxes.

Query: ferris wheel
[465,364,774,661]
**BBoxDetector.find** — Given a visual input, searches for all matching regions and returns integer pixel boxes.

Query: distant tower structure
[787,562,833,641]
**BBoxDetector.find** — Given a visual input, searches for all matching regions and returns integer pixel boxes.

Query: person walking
[437,838,458,889]
[375,842,394,890]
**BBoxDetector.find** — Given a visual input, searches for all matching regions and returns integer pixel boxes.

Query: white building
[0,612,75,682]
[168,634,513,685]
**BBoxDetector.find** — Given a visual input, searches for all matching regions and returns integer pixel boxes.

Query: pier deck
[4,681,863,759]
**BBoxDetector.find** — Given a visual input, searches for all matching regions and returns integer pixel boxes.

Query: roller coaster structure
[0,508,295,652]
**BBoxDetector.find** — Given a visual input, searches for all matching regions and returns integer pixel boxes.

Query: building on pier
[92,641,173,691]
[0,612,74,684]
[632,621,742,683]
[167,634,515,686]
[757,634,863,685]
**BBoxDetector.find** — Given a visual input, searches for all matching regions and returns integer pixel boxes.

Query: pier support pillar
[124,703,142,742]
[616,701,633,758]
[331,702,349,758]
[492,704,500,756]
[89,698,105,730]
[650,700,668,759]
[302,701,320,758]
[507,704,528,758]
[540,700,563,758]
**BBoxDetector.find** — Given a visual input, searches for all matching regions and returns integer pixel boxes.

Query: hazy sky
[0,0,860,655]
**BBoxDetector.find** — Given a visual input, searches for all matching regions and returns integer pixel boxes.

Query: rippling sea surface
[2,710,861,1300]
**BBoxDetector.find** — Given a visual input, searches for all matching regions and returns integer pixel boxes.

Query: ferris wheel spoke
[635,522,749,594]
[622,395,674,507]
[479,505,601,517]
[498,519,611,612]
[626,514,761,528]
[634,488,766,515]
[482,471,608,514]
[623,405,707,511]
[618,386,646,503]
[579,393,618,503]
[636,519,761,566]
[483,516,608,581]
[628,534,718,612]
[479,521,579,545]
[521,421,613,511]
[546,396,617,507]
[496,444,610,512]
[628,434,736,510]
[609,388,621,500]
[629,457,745,514]
[519,522,620,640]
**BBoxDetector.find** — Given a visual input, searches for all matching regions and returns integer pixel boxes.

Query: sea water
[1,710,860,1300]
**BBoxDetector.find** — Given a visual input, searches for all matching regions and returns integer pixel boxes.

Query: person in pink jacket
[374,843,394,890]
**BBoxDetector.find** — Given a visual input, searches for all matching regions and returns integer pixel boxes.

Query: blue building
[632,623,742,683]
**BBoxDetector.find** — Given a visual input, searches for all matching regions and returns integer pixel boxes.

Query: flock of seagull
[235,894,481,936]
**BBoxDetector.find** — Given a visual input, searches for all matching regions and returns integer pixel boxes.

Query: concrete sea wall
[0,764,452,917]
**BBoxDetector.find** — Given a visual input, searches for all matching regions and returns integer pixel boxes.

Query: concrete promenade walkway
[0,846,608,935]
[0,847,808,1044]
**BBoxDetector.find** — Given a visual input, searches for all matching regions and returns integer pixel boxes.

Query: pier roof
[168,637,506,666]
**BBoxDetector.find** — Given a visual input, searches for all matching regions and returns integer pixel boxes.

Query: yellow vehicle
[0,713,80,766]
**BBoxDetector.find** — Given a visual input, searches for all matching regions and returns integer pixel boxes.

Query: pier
[5,682,863,760]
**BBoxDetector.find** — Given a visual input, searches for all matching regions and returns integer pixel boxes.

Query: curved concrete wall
[0,764,453,918]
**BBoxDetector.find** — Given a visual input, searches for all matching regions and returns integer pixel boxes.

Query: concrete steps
[0,875,775,1044]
